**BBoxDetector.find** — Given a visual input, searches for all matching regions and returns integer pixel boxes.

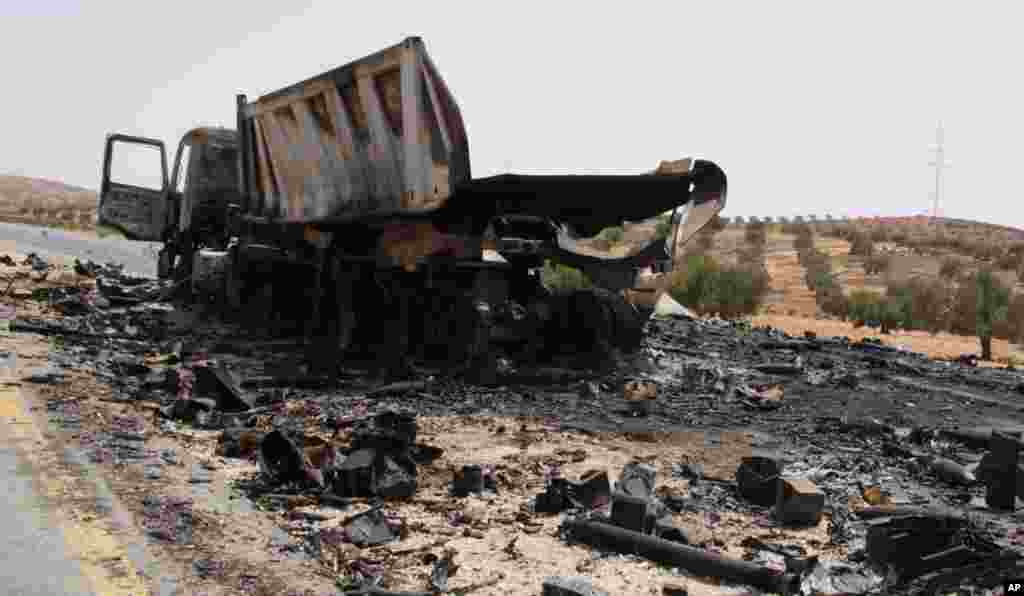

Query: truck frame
[99,37,727,378]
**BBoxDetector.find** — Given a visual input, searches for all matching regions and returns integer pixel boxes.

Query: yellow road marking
[0,388,152,595]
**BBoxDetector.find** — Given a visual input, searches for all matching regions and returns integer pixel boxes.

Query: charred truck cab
[99,127,239,280]
[100,36,727,376]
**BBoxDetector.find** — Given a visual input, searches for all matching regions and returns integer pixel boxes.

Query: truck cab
[98,127,239,279]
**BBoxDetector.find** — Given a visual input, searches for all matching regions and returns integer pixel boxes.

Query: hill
[697,216,1024,365]
[0,175,97,229]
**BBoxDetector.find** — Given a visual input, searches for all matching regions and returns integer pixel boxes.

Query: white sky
[1,1,1021,228]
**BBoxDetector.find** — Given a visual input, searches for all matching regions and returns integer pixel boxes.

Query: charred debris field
[10,258,1024,596]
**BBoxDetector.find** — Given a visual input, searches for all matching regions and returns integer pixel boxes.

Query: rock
[542,576,610,596]
[623,380,657,416]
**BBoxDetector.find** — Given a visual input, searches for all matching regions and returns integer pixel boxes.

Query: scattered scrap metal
[9,254,1024,595]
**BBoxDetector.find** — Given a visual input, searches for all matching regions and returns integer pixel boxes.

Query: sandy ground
[2,241,1021,595]
[0,254,848,595]
[749,313,1024,366]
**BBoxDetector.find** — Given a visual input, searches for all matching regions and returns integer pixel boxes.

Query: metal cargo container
[236,37,468,222]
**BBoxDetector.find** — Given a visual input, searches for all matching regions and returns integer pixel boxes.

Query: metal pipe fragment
[854,505,965,520]
[563,518,798,594]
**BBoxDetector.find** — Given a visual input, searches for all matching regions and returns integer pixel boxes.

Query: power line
[928,121,952,219]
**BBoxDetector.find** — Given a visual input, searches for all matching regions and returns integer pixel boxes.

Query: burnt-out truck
[98,36,727,376]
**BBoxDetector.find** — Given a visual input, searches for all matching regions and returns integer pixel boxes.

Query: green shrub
[670,254,720,310]
[655,215,672,240]
[600,226,624,243]
[668,254,768,318]
[541,260,593,293]
[976,268,1010,353]
[848,289,885,322]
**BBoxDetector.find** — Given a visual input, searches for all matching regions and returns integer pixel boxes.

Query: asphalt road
[0,222,159,277]
[0,441,93,595]
[0,223,160,594]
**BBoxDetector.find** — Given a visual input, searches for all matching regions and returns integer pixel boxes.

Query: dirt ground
[4,250,1024,595]
[750,313,1024,367]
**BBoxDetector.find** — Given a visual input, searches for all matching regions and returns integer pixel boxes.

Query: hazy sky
[1,2,1021,228]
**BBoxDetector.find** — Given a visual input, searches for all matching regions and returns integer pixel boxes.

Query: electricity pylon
[928,121,952,220]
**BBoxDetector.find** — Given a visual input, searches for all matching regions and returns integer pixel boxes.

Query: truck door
[98,134,169,241]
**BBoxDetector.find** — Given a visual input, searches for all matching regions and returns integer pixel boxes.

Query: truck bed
[237,37,470,222]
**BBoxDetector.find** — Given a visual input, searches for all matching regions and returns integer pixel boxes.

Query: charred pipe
[939,427,1024,451]
[854,505,966,521]
[563,518,798,594]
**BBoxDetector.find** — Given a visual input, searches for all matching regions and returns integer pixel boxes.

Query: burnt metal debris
[24,230,1024,596]
[97,36,729,392]
[12,238,1024,594]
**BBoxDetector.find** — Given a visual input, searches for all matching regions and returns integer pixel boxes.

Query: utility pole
[928,121,952,220]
